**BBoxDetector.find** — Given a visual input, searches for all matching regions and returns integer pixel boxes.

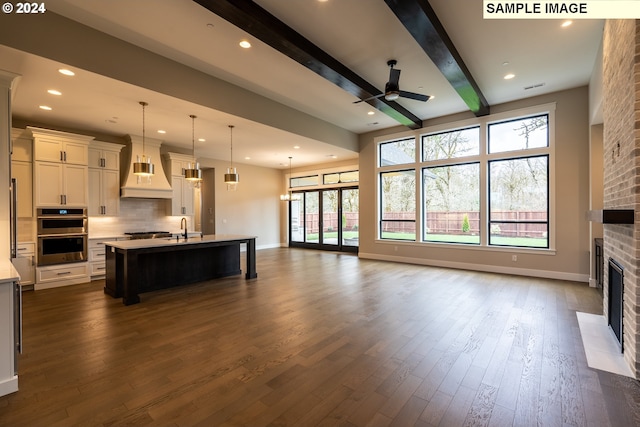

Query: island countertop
[103,234,257,250]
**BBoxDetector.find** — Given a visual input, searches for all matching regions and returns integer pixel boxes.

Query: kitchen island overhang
[103,234,257,305]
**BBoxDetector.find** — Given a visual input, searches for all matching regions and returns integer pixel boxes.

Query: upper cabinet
[88,141,124,216]
[30,127,93,207]
[164,152,196,216]
[88,142,121,171]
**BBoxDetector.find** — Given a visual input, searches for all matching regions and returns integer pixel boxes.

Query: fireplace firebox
[608,258,624,351]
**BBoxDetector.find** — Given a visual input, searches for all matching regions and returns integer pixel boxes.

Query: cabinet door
[182,181,194,216]
[63,141,88,165]
[34,138,64,163]
[103,150,120,171]
[88,148,103,169]
[102,169,120,216]
[63,164,88,207]
[11,161,33,217]
[34,162,63,206]
[171,176,185,215]
[88,168,102,216]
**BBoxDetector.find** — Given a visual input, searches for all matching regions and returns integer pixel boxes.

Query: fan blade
[399,91,431,102]
[389,68,401,86]
[353,93,385,104]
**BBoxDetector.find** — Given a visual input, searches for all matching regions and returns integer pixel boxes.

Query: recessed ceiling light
[39,105,52,111]
[502,61,510,66]
[47,89,62,96]
[157,130,166,134]
[244,156,251,160]
[367,111,375,115]
[327,154,337,159]
[562,20,573,27]
[293,145,300,149]
[504,73,515,80]
[198,138,206,142]
[58,68,75,76]
[239,40,251,48]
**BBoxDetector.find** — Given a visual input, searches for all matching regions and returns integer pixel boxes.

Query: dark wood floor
[1,248,639,426]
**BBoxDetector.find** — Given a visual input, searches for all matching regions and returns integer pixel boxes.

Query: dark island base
[104,238,257,305]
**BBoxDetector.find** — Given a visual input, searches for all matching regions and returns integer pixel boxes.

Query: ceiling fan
[354,60,431,104]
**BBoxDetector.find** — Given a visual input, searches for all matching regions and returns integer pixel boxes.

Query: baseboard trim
[358,252,589,283]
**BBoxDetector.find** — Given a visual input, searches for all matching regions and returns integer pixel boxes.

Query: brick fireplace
[602,19,640,377]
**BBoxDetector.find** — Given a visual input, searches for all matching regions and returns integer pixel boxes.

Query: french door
[289,187,358,252]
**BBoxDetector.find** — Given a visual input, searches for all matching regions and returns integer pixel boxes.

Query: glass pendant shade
[225,125,238,190]
[133,101,154,183]
[184,114,202,187]
[280,156,300,201]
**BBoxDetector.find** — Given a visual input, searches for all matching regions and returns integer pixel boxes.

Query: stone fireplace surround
[601,19,640,378]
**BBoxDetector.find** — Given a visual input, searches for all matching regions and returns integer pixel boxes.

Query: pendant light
[184,114,202,187]
[224,125,239,191]
[280,157,301,201]
[133,101,154,183]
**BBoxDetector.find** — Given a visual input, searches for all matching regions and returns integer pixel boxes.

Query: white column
[0,70,21,260]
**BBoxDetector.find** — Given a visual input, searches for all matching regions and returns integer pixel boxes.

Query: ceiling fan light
[385,91,399,101]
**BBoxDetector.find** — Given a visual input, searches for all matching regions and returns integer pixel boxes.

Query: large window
[377,109,552,250]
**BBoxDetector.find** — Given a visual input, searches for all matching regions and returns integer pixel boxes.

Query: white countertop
[1,259,20,282]
[103,234,256,250]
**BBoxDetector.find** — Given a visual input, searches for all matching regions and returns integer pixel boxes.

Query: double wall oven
[37,208,88,266]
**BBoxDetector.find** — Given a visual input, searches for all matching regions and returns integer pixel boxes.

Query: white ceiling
[1,0,604,169]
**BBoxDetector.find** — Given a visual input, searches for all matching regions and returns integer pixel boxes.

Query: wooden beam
[192,0,423,129]
[385,0,490,116]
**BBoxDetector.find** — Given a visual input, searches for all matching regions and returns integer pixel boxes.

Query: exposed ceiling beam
[385,0,490,116]
[192,0,424,129]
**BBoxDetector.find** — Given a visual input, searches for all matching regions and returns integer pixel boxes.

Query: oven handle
[37,233,88,238]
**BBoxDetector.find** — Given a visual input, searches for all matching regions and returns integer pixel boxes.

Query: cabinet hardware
[60,151,64,162]
[63,151,67,162]
[97,266,105,270]
[56,271,72,275]
[17,248,27,251]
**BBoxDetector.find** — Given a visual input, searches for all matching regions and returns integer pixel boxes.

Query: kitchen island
[104,234,257,305]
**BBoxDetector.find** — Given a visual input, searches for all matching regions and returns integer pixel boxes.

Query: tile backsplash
[88,198,193,237]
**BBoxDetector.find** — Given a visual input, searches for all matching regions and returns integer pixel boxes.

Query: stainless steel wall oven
[37,208,88,266]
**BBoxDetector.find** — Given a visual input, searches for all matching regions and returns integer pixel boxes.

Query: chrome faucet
[180,217,188,240]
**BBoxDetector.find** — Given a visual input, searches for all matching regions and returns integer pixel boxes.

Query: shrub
[462,213,470,233]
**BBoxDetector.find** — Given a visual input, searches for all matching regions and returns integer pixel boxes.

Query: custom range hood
[120,135,172,199]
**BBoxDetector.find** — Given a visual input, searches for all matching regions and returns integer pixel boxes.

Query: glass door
[288,187,358,252]
[342,188,359,248]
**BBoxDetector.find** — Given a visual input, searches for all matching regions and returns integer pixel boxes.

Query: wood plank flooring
[1,248,639,426]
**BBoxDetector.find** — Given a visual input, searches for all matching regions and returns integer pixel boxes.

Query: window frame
[374,103,555,253]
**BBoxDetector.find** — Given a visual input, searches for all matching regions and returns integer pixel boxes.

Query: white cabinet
[88,142,121,170]
[11,130,33,218]
[35,262,90,290]
[171,175,195,216]
[33,137,88,165]
[31,127,92,208]
[12,243,35,288]
[88,142,123,216]
[34,162,88,207]
[11,162,32,218]
[88,237,128,279]
[164,153,195,216]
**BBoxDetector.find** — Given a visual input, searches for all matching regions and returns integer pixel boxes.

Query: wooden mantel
[587,209,635,224]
